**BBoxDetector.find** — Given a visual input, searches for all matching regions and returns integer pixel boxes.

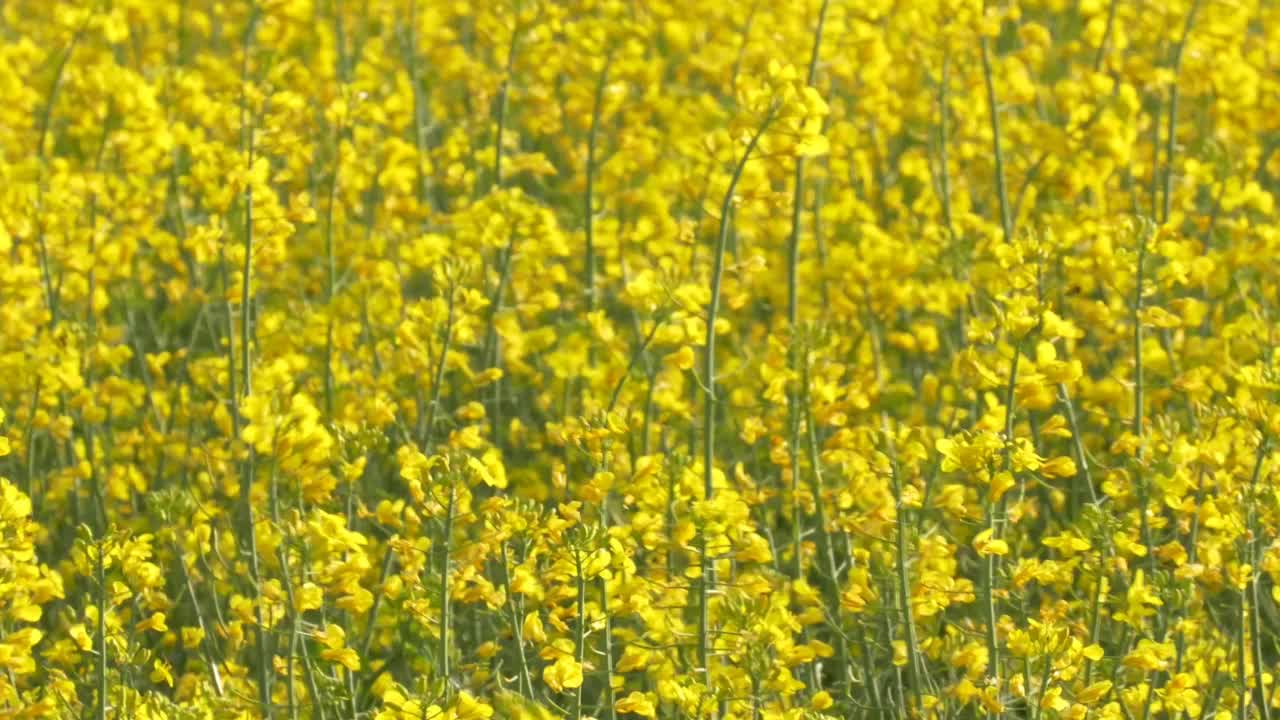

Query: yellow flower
[615,691,656,717]
[321,646,361,672]
[454,691,494,720]
[543,656,584,693]
[150,659,174,687]
[181,626,205,650]
[137,612,168,634]
[973,528,1009,557]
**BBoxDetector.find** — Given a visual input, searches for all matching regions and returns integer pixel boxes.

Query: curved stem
[700,107,776,706]
[585,55,612,313]
[980,37,1012,244]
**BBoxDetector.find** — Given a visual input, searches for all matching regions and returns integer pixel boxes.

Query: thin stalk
[700,107,776,704]
[600,572,618,720]
[34,25,87,329]
[802,380,848,694]
[1248,438,1272,720]
[323,123,342,418]
[937,54,955,239]
[1058,383,1099,512]
[96,537,107,720]
[980,37,1013,244]
[440,482,457,702]
[984,343,1023,720]
[584,55,612,313]
[883,423,923,713]
[236,7,271,715]
[358,547,397,660]
[491,22,521,191]
[1133,224,1157,574]
[403,0,432,208]
[1092,0,1119,70]
[574,548,587,720]
[175,545,225,697]
[786,0,830,582]
[501,543,534,698]
[1162,0,1202,225]
[1240,589,1249,720]
[423,286,457,448]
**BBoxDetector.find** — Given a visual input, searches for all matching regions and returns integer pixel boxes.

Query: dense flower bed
[1,0,1278,718]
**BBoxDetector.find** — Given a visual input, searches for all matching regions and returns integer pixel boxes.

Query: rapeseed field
[0,1,1278,718]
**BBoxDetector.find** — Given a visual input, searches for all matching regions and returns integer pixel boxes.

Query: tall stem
[786,0,830,582]
[584,56,611,313]
[1248,438,1272,720]
[980,37,1013,243]
[700,108,776,705]
[96,537,107,720]
[1162,0,1201,225]
[236,7,271,715]
[440,482,456,702]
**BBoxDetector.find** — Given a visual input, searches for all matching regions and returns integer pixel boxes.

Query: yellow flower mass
[0,0,1278,718]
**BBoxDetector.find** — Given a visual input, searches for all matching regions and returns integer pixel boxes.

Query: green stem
[440,482,456,702]
[491,23,521,192]
[980,36,1013,243]
[884,422,923,713]
[1162,0,1202,225]
[1248,438,1272,720]
[700,107,776,706]
[96,536,107,720]
[786,0,830,582]
[574,548,587,720]
[584,55,611,313]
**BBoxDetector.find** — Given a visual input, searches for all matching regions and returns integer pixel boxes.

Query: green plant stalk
[175,545,226,697]
[235,7,272,714]
[358,548,398,664]
[861,303,894,713]
[786,0,830,583]
[1248,438,1272,720]
[1133,225,1157,576]
[1092,0,1119,70]
[574,548,587,720]
[584,56,611,313]
[491,24,521,192]
[480,22,524,446]
[323,125,342,418]
[96,537,107,720]
[501,543,534,698]
[441,481,457,703]
[1148,99,1162,219]
[700,108,776,704]
[980,37,1013,244]
[1239,587,1249,720]
[276,542,304,720]
[1057,383,1099,517]
[483,227,517,446]
[1162,0,1202,225]
[600,572,618,720]
[804,403,847,692]
[937,54,955,240]
[1174,467,1207,675]
[332,0,348,81]
[403,0,432,207]
[34,25,86,329]
[985,343,1023,720]
[424,285,457,448]
[883,422,923,714]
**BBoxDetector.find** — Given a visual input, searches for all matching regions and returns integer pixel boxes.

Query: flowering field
[1,0,1279,718]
